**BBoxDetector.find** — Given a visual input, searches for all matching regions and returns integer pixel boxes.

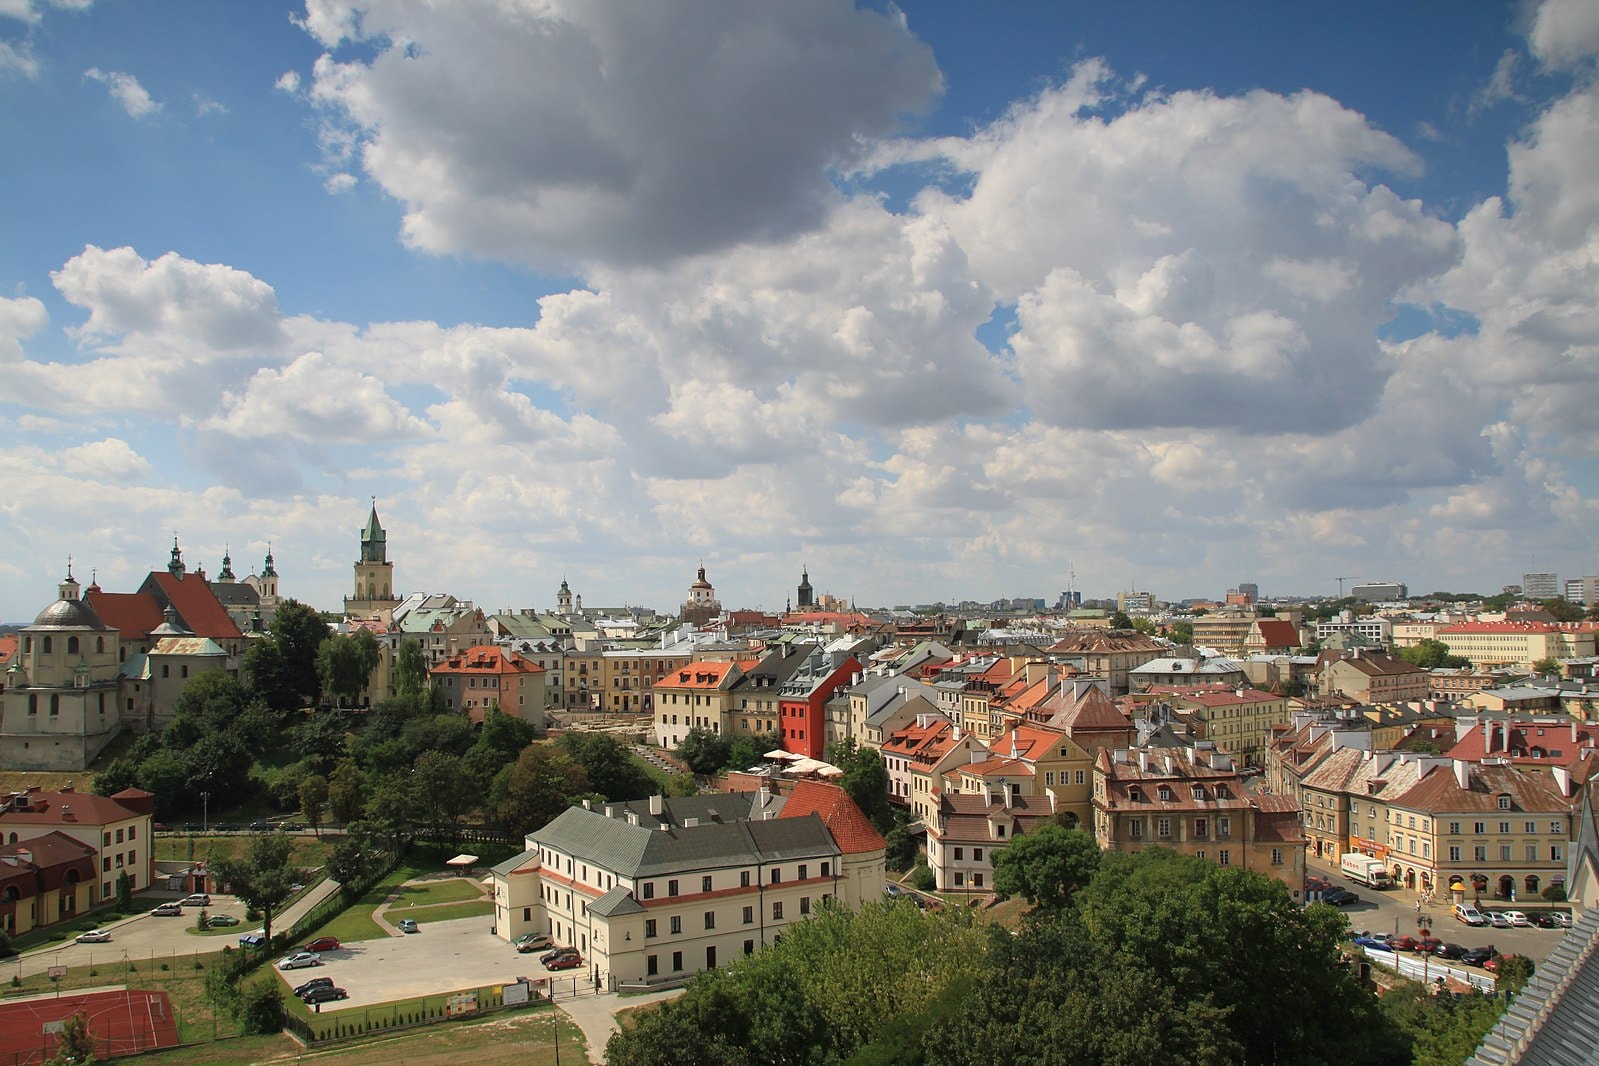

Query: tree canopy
[990,824,1100,911]
[213,833,302,943]
[1398,638,1470,670]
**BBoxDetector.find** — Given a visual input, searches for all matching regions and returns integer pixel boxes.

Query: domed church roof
[32,597,110,630]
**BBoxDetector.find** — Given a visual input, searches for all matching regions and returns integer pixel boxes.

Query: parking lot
[276,916,532,1010]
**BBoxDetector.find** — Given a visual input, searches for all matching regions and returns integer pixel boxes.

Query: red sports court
[0,989,179,1066]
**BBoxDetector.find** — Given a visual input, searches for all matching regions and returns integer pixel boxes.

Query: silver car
[277,951,323,970]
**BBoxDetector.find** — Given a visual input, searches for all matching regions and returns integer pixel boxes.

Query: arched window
[67,636,79,654]
[28,695,37,715]
[23,636,30,653]
[42,636,52,654]
[368,582,376,598]
[97,637,105,654]
[1526,875,1540,894]
[50,694,60,715]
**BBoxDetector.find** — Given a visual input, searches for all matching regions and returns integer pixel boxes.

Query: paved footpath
[557,986,686,1065]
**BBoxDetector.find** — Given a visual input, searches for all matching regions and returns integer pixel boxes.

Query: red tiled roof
[432,645,546,675]
[144,573,243,641]
[0,790,146,827]
[656,661,743,689]
[85,590,164,641]
[1252,619,1299,647]
[780,780,886,854]
[0,633,17,666]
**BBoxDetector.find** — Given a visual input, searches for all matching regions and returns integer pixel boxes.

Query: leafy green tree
[327,820,387,890]
[1110,610,1133,629]
[837,745,893,834]
[243,640,296,712]
[298,773,329,835]
[240,980,285,1035]
[291,708,348,771]
[1540,597,1584,623]
[725,732,775,773]
[394,638,429,697]
[1495,954,1535,997]
[1530,657,1560,677]
[43,1009,96,1066]
[883,820,917,872]
[317,629,381,704]
[990,824,1100,910]
[268,599,331,706]
[1399,638,1470,669]
[675,727,734,775]
[163,671,258,750]
[116,871,132,911]
[413,750,477,842]
[560,732,655,801]
[364,770,424,855]
[327,759,366,825]
[1129,616,1157,636]
[490,744,589,832]
[1379,984,1503,1066]
[212,833,301,944]
[663,772,699,797]
[133,748,190,818]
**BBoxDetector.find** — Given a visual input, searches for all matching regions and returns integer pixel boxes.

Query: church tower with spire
[797,566,814,609]
[345,499,401,619]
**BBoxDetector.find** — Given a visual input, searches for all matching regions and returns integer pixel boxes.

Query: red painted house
[778,652,862,759]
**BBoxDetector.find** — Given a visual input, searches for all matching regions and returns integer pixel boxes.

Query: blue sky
[4,0,1599,619]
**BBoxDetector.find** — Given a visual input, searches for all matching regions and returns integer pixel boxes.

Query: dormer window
[1497,795,1511,810]
[1158,786,1174,802]
[1191,787,1206,801]
[1128,786,1144,802]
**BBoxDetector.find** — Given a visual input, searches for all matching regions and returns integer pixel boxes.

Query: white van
[1452,903,1487,926]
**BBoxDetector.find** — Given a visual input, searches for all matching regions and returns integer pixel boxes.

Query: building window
[1218,850,1230,866]
[648,955,658,976]
[1499,822,1511,835]
[1194,818,1207,839]
[770,869,781,884]
[744,940,755,955]
[704,911,715,930]
[773,901,784,920]
[821,862,831,877]
[668,879,679,897]
[1497,796,1511,810]
[1448,821,1460,834]
[702,875,713,893]
[645,919,657,939]
[1271,848,1283,865]
[670,915,682,934]
[1473,822,1486,834]
[953,847,963,861]
[740,871,751,888]
[1500,845,1512,862]
[743,906,754,924]
[672,951,683,972]
[1552,821,1563,834]
[1474,846,1487,862]
[1449,846,1461,862]
[1157,818,1171,838]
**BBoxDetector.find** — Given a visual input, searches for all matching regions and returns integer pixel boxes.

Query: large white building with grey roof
[490,783,885,989]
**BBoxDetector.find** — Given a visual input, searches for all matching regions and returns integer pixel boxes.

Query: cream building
[489,784,885,988]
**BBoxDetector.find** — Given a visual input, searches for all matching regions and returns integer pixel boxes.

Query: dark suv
[294,976,334,998]
[1460,946,1497,967]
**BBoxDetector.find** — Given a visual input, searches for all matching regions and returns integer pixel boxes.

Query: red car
[544,949,583,971]
[1414,937,1442,954]
[303,937,341,953]
[1390,936,1419,951]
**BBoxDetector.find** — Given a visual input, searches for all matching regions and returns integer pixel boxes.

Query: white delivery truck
[1340,853,1392,888]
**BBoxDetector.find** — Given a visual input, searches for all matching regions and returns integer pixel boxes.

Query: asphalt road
[1305,856,1569,965]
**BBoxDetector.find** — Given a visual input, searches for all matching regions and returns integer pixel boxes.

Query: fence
[281,978,531,1045]
[1361,946,1497,993]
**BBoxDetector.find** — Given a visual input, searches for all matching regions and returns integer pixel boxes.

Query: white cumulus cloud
[84,67,161,118]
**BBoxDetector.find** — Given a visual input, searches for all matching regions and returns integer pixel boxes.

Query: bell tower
[345,499,400,619]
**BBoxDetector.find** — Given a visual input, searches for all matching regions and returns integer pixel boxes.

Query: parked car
[1353,932,1394,950]
[302,986,349,1004]
[1452,903,1487,926]
[180,893,211,908]
[1390,935,1419,952]
[515,933,554,953]
[1460,946,1497,967]
[206,914,240,927]
[282,822,306,832]
[1532,912,1562,928]
[213,822,241,833]
[1433,942,1468,960]
[1487,911,1511,928]
[248,821,276,832]
[397,919,419,934]
[544,949,582,971]
[277,952,322,970]
[1414,937,1442,954]
[1502,910,1530,927]
[1484,956,1503,973]
[1322,889,1359,906]
[539,947,571,965]
[151,903,183,917]
[884,883,904,897]
[75,929,112,943]
[1550,911,1573,928]
[294,977,334,998]
[303,937,341,953]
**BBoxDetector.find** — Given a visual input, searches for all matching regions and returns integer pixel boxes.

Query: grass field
[155,834,335,868]
[388,879,488,909]
[308,863,431,944]
[395,900,495,925]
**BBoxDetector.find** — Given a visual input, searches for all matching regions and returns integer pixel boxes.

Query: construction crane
[1335,576,1350,598]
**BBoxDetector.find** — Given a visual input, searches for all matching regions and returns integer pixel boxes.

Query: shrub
[911,858,936,892]
[1541,884,1567,903]
[240,981,285,1035]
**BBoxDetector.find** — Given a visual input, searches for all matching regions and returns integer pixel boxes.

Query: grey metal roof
[491,848,536,876]
[531,802,840,881]
[590,885,645,916]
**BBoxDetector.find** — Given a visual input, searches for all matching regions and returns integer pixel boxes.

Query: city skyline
[4,2,1599,617]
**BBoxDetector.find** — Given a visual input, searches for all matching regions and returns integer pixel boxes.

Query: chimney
[1552,765,1573,797]
[1137,751,1149,772]
[648,794,664,817]
[1452,760,1470,790]
[61,805,75,821]
[952,725,962,741]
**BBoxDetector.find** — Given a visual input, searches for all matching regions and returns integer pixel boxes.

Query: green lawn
[306,863,431,944]
[155,834,334,868]
[395,900,495,925]
[388,879,488,909]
